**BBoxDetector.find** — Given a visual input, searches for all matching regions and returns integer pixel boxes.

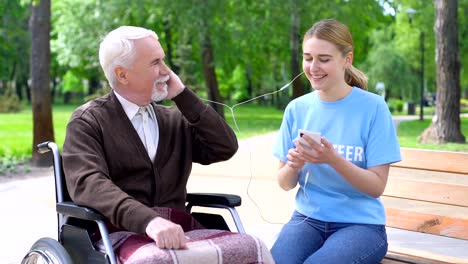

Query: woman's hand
[296,134,389,197]
[295,135,338,165]
[277,153,304,191]
[286,147,305,170]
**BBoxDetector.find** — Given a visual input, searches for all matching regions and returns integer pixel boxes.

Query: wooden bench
[381,148,468,264]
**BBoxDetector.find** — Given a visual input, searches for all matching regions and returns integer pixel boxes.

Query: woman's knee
[271,217,324,264]
[304,224,387,264]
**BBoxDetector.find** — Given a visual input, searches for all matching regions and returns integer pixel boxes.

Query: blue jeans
[271,211,388,264]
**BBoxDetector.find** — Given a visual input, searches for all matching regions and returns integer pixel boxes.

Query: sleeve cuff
[172,87,207,123]
[127,205,160,234]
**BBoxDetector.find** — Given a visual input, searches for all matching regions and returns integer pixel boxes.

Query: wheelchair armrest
[186,193,241,208]
[56,201,105,221]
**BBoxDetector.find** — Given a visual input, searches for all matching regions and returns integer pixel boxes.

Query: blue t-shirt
[273,87,401,225]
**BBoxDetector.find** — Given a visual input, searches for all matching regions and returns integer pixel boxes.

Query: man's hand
[145,217,188,249]
[165,70,185,100]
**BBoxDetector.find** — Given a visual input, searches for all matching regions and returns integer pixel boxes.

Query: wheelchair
[22,141,245,264]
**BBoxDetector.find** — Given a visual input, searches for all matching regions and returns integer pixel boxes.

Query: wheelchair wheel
[21,237,72,264]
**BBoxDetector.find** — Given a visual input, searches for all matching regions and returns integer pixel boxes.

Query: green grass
[0,104,283,159]
[397,117,468,152]
[0,104,467,167]
[0,104,77,159]
[223,104,284,139]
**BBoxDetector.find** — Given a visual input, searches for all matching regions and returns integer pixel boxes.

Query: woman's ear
[115,66,129,85]
[345,52,354,68]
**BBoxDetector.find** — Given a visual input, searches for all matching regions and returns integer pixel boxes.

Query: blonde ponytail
[345,65,368,90]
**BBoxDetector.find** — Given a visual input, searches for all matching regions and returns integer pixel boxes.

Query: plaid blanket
[95,208,274,264]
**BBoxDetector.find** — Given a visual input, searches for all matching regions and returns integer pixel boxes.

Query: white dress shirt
[114,91,159,161]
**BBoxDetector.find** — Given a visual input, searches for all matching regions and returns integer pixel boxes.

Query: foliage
[387,98,404,113]
[395,99,404,112]
[47,0,390,104]
[392,0,437,96]
[230,65,250,102]
[1,0,467,165]
[0,89,24,113]
[62,70,83,93]
[0,0,30,101]
[84,87,112,102]
[218,65,249,103]
[0,153,30,176]
[458,0,468,94]
[405,0,466,97]
[4,0,468,104]
[364,28,418,100]
[461,98,468,110]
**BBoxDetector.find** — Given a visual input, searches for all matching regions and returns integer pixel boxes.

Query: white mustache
[156,75,170,84]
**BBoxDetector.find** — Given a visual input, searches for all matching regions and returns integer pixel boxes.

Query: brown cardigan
[62,88,238,234]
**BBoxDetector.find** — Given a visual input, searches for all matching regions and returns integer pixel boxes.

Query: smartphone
[299,129,321,144]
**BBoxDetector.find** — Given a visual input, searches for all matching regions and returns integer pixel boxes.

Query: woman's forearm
[329,154,389,198]
[277,162,300,191]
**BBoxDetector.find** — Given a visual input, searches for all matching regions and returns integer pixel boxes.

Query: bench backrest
[383,148,468,240]
[393,148,468,174]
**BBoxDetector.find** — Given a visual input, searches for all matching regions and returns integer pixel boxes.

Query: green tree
[52,0,166,95]
[459,0,468,98]
[419,0,465,144]
[50,0,391,111]
[0,0,30,102]
[364,28,418,100]
[393,0,436,101]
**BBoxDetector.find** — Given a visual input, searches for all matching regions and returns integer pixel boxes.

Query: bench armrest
[56,201,105,221]
[186,193,242,208]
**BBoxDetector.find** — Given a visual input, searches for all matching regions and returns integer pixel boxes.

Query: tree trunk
[88,73,101,96]
[11,60,23,101]
[419,0,465,144]
[290,0,302,99]
[30,0,54,166]
[51,71,57,102]
[246,62,252,99]
[199,30,225,118]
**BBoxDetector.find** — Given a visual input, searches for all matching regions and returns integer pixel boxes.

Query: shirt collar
[114,90,140,120]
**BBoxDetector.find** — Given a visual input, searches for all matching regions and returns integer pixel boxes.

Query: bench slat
[381,256,414,264]
[393,148,468,174]
[384,177,468,207]
[386,246,468,264]
[385,208,468,240]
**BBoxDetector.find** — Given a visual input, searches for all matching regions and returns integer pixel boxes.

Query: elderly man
[62,26,273,263]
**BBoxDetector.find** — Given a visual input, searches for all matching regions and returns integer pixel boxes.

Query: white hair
[99,26,158,89]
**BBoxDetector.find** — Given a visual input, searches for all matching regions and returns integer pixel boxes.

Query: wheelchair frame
[22,141,245,264]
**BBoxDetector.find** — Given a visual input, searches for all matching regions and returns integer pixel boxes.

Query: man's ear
[115,66,129,85]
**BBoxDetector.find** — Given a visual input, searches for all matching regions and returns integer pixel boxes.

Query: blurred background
[0,0,467,173]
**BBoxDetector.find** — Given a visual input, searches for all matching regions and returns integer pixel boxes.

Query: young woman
[271,19,401,264]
